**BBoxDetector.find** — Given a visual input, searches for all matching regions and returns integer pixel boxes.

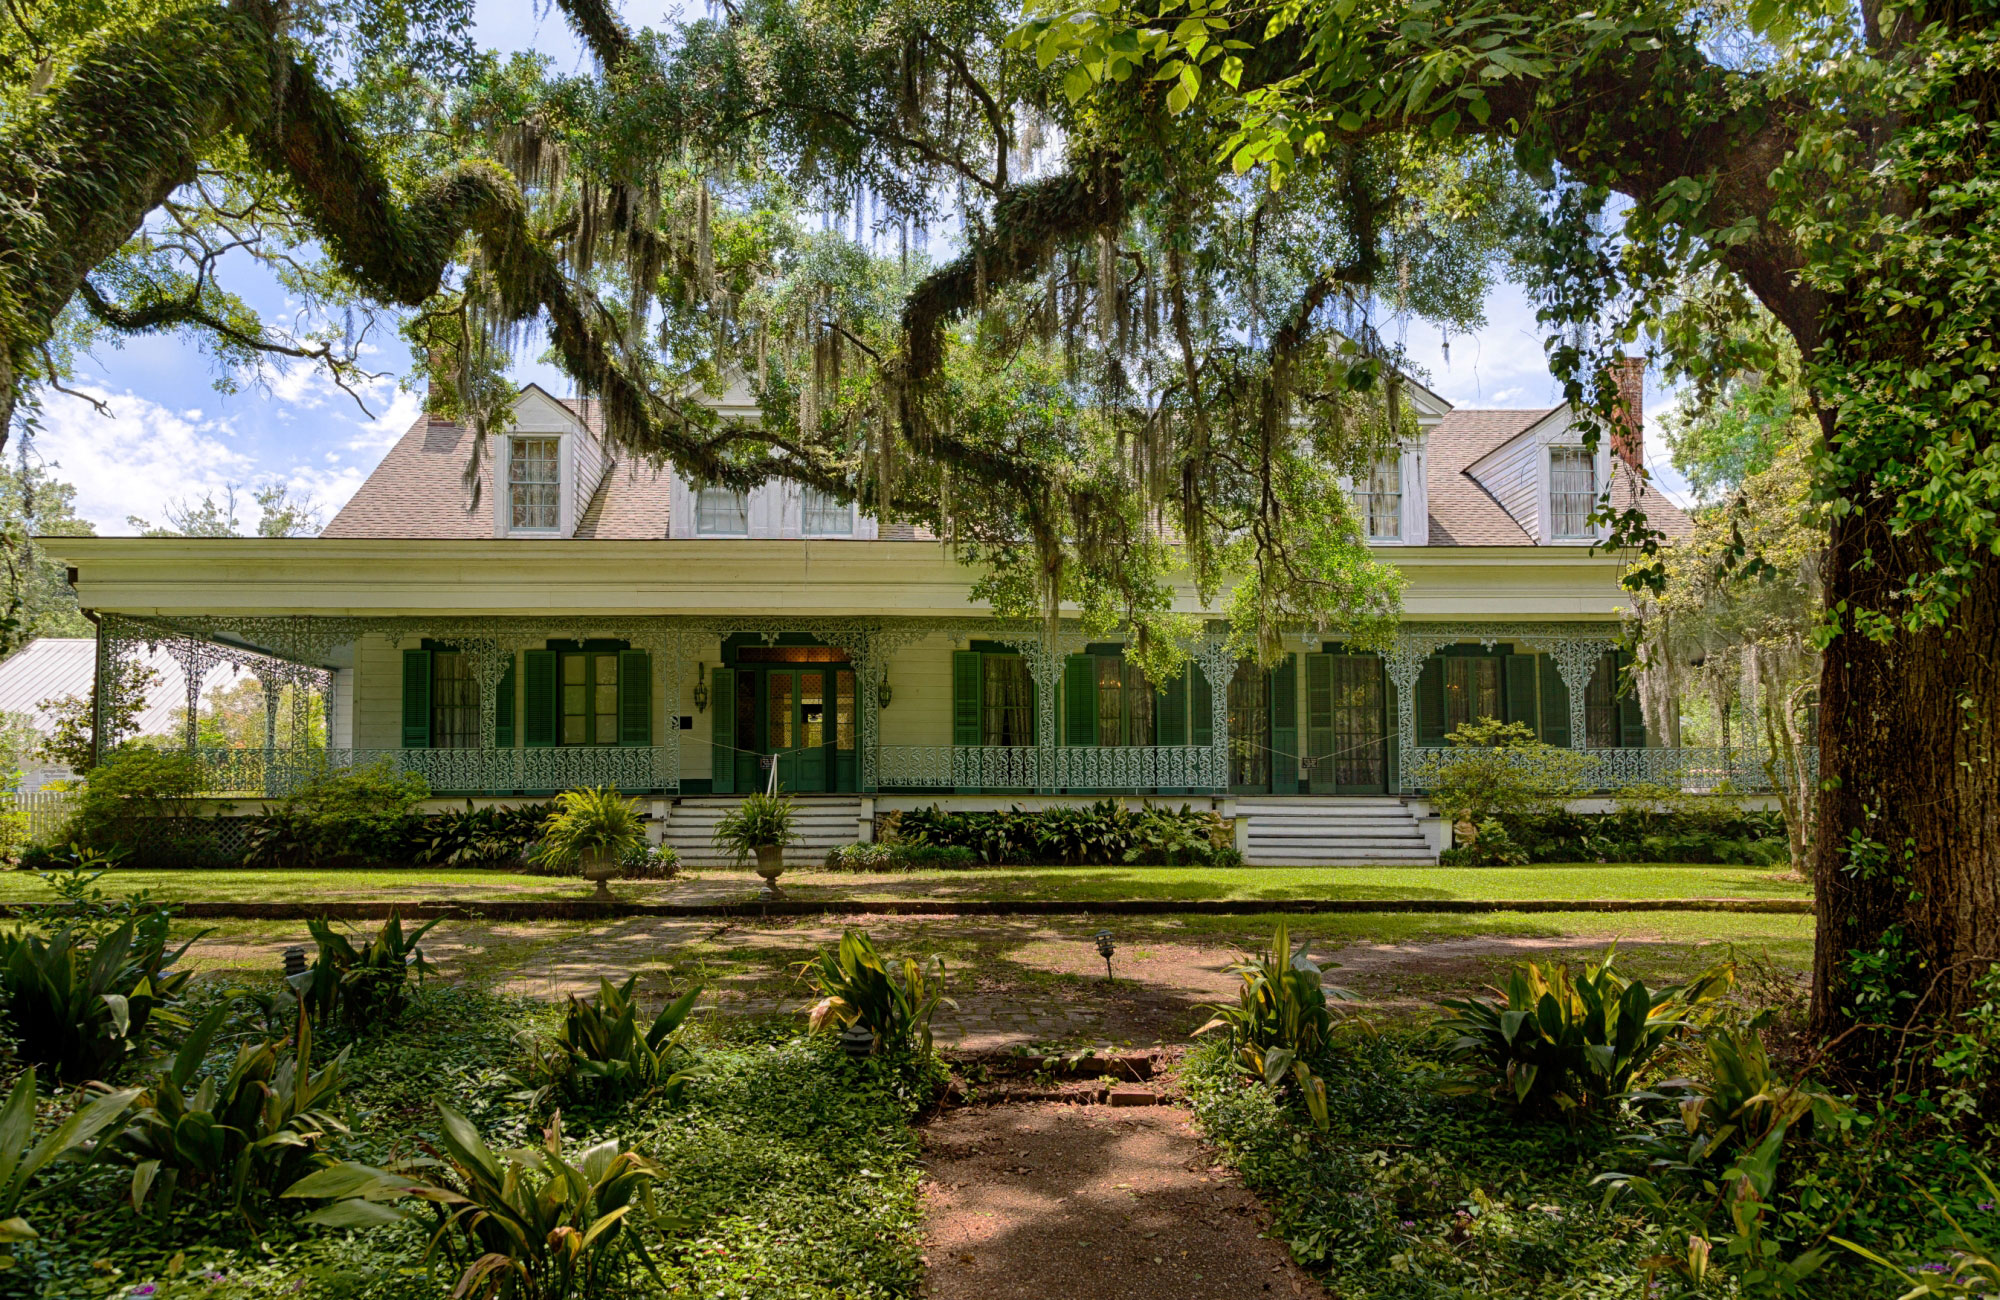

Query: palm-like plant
[803,928,952,1057]
[534,787,647,869]
[709,792,797,863]
[1195,924,1355,1129]
[286,1106,675,1300]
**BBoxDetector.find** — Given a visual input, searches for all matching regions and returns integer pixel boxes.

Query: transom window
[803,488,855,536]
[561,652,620,746]
[1355,455,1402,540]
[1550,446,1598,538]
[509,437,561,531]
[696,486,749,535]
[431,651,480,749]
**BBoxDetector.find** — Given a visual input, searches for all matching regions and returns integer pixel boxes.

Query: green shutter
[1191,664,1214,748]
[1158,666,1188,746]
[1504,653,1539,736]
[709,667,735,793]
[618,650,651,746]
[951,651,983,747]
[1416,657,1446,745]
[401,649,431,749]
[1270,654,1299,793]
[1062,653,1096,746]
[523,650,557,748]
[1383,654,1400,791]
[1304,654,1333,793]
[1538,656,1571,748]
[1616,651,1647,747]
[494,655,516,748]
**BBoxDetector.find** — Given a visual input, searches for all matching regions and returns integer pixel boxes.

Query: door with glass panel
[560,652,622,746]
[1305,654,1386,794]
[764,669,828,792]
[1227,662,1271,793]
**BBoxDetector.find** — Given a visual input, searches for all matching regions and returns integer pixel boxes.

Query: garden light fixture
[282,946,307,979]
[1094,929,1116,982]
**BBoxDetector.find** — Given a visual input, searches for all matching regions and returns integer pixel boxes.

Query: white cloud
[34,388,255,533]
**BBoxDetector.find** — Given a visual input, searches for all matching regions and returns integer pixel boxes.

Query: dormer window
[1550,447,1597,538]
[803,488,855,537]
[695,485,750,536]
[508,437,561,531]
[1356,455,1402,541]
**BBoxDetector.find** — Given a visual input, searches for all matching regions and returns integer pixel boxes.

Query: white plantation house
[46,361,1753,865]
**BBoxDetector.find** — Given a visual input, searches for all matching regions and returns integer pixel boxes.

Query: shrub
[65,745,209,865]
[106,1003,352,1218]
[1435,945,1734,1116]
[1195,924,1355,1129]
[286,1106,676,1300]
[414,800,556,868]
[0,918,196,1083]
[1439,817,1529,867]
[517,976,704,1108]
[711,791,797,864]
[887,799,1233,865]
[243,761,430,867]
[530,786,648,875]
[0,1070,141,1264]
[620,840,680,879]
[290,912,441,1030]
[1426,720,1590,830]
[803,928,952,1057]
[820,841,977,872]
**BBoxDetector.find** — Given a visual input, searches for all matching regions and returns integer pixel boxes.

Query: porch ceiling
[41,537,1640,622]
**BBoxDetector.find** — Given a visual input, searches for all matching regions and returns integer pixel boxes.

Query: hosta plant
[0,1070,140,1264]
[1436,945,1734,1115]
[285,1106,676,1300]
[803,928,951,1057]
[0,919,197,1082]
[518,977,704,1108]
[1195,924,1355,1129]
[106,1003,352,1219]
[289,911,441,1029]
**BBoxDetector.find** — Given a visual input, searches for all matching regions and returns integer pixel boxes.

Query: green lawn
[0,861,1811,906]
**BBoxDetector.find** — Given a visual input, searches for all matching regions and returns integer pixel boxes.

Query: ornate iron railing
[192,747,680,797]
[1398,745,1818,795]
[876,744,1223,791]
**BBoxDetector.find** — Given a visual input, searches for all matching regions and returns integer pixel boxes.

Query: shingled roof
[326,401,1692,544]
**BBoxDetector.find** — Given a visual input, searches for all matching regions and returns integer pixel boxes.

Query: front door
[763,669,829,792]
[1307,653,1387,794]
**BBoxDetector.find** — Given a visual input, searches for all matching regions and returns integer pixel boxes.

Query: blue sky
[33,1,1692,535]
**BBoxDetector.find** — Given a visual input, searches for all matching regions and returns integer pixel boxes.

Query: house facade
[48,369,1770,861]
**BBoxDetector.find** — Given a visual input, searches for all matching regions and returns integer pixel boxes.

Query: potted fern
[535,787,647,899]
[711,792,798,897]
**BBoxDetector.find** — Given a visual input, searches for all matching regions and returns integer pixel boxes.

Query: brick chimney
[1610,354,1645,472]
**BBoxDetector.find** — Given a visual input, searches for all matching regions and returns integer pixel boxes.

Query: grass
[0,862,1813,906]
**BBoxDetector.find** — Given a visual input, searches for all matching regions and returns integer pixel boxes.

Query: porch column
[1190,635,1238,794]
[172,637,204,754]
[90,623,114,768]
[262,675,281,798]
[852,642,884,794]
[1022,639,1065,795]
[1383,640,1431,785]
[1546,640,1604,750]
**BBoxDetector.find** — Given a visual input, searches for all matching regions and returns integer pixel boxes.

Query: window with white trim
[803,488,855,536]
[1354,455,1402,540]
[508,437,561,531]
[695,486,750,535]
[1550,446,1597,538]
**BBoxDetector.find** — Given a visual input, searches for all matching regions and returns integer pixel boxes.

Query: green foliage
[1195,923,1355,1129]
[1436,946,1734,1116]
[1439,817,1530,868]
[1425,720,1589,829]
[617,840,679,879]
[29,852,171,941]
[530,786,646,873]
[0,1068,140,1264]
[821,840,978,871]
[289,912,441,1030]
[242,761,430,868]
[65,744,207,864]
[413,799,557,868]
[286,1105,674,1300]
[709,791,797,863]
[35,658,159,777]
[1496,803,1791,866]
[803,928,952,1057]
[106,1002,352,1219]
[888,799,1235,865]
[516,976,703,1109]
[0,918,195,1083]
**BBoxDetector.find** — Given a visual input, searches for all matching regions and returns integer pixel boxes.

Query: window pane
[562,653,587,744]
[1360,455,1402,539]
[1444,657,1502,733]
[982,656,1032,747]
[1586,650,1620,748]
[1095,657,1124,747]
[1125,663,1155,746]
[835,671,855,749]
[592,654,618,746]
[696,486,749,535]
[768,673,793,750]
[509,437,561,530]
[1551,447,1596,537]
[803,489,854,536]
[431,651,480,749]
[1227,662,1270,789]
[800,672,825,748]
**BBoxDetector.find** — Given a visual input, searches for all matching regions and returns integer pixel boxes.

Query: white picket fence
[5,788,80,845]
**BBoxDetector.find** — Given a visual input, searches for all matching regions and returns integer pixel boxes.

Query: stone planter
[754,843,785,898]
[579,846,621,901]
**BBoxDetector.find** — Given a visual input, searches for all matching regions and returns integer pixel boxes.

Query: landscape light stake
[1094,929,1116,983]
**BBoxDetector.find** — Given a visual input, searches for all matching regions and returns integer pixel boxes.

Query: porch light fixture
[1094,929,1116,982]
[693,664,709,713]
[877,675,893,708]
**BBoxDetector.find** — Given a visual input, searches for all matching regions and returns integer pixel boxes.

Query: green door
[1307,654,1387,794]
[765,669,829,793]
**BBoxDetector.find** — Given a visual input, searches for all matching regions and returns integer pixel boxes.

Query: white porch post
[1547,641,1603,750]
[1191,635,1238,794]
[1384,640,1431,790]
[262,676,281,797]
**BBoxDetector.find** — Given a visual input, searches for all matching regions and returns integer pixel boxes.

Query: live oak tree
[1019,0,1999,1067]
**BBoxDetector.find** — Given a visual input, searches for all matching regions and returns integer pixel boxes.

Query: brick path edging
[0,897,1814,921]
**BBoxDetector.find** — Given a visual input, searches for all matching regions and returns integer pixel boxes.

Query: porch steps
[1236,797,1436,866]
[660,796,865,869]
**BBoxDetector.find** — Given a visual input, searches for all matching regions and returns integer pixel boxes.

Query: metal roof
[0,637,240,736]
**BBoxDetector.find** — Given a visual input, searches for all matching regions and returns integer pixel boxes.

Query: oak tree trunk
[1810,494,2000,1075]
